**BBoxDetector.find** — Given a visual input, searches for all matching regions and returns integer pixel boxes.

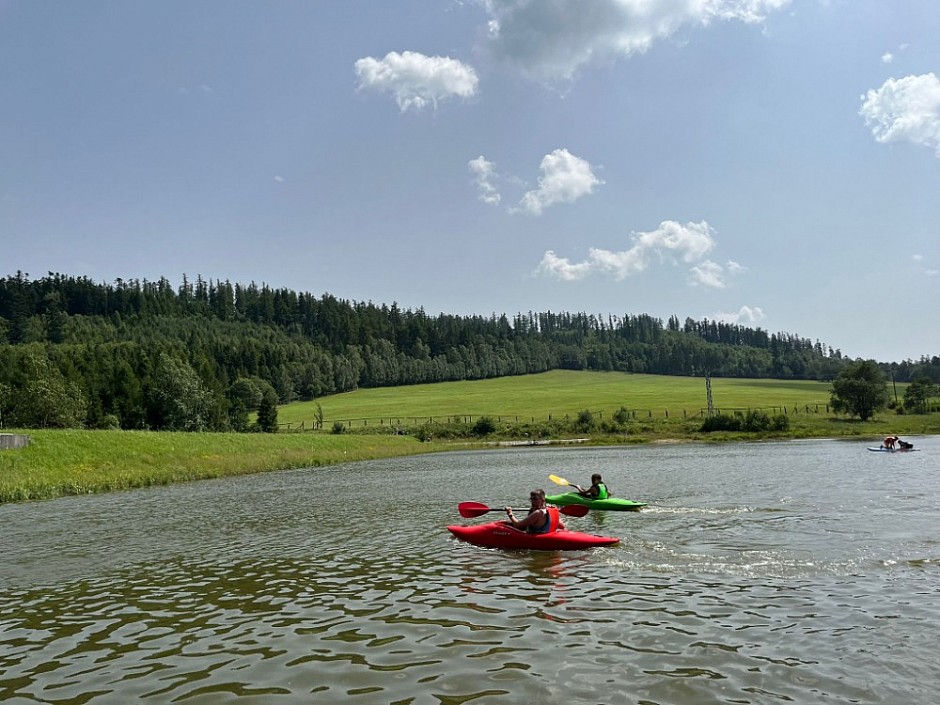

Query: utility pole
[705,370,714,416]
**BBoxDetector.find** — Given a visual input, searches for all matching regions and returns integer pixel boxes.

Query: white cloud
[536,220,730,283]
[711,306,766,325]
[860,73,940,156]
[513,149,604,215]
[632,219,715,263]
[536,250,595,281]
[483,0,790,81]
[468,156,501,205]
[689,259,747,288]
[881,52,894,64]
[689,260,727,288]
[354,51,479,111]
[913,254,939,276]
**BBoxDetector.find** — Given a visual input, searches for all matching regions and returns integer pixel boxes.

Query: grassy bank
[2,371,936,504]
[0,430,449,503]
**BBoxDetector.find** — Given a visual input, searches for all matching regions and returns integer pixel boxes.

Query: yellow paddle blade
[548,474,570,486]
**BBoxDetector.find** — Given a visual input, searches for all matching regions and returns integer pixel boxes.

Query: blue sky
[2,0,938,363]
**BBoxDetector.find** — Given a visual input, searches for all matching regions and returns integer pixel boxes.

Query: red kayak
[447,521,619,550]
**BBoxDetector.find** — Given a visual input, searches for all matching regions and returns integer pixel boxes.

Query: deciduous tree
[903,376,936,414]
[830,360,889,421]
[147,353,211,431]
[7,348,88,427]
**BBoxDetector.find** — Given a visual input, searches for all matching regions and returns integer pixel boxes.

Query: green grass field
[278,370,837,427]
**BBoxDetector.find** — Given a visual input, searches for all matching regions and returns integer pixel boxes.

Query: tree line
[1,271,937,431]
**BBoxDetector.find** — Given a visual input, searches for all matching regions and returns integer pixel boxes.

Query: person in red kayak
[573,473,610,500]
[505,489,564,534]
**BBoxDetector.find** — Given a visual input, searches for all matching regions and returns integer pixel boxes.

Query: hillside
[1,271,937,431]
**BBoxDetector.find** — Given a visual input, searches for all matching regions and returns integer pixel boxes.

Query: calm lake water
[2,437,939,704]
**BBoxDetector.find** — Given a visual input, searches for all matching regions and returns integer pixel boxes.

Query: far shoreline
[2,425,930,505]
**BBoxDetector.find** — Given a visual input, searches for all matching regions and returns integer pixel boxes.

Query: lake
[1,437,938,704]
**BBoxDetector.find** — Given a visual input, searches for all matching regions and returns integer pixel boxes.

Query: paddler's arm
[573,484,589,496]
[506,508,539,529]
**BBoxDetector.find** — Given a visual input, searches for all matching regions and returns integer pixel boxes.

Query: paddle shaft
[457,501,588,518]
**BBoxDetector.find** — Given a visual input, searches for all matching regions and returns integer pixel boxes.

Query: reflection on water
[1,438,939,703]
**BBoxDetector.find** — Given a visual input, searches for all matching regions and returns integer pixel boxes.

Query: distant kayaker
[573,473,610,500]
[505,489,565,534]
[883,435,899,450]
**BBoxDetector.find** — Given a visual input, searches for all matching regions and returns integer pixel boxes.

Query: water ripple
[2,440,940,703]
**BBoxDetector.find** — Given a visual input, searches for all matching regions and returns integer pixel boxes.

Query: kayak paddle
[457,501,589,518]
[549,474,585,492]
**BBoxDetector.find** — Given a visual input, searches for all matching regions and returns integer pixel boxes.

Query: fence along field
[276,370,839,430]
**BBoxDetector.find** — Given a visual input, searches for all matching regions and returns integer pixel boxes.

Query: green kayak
[546,492,647,512]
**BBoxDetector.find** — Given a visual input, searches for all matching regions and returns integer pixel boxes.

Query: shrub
[96,414,121,430]
[414,424,435,442]
[576,410,595,432]
[472,416,497,436]
[331,421,345,434]
[742,410,771,432]
[699,414,742,432]
[612,406,631,425]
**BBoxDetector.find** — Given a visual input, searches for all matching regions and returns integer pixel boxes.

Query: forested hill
[0,272,936,431]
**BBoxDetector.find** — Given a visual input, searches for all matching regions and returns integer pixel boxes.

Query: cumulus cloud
[536,250,595,281]
[882,52,894,64]
[482,0,790,81]
[354,51,479,111]
[536,220,734,284]
[711,306,766,325]
[690,259,747,288]
[859,73,940,156]
[689,260,727,288]
[513,149,604,215]
[468,156,501,204]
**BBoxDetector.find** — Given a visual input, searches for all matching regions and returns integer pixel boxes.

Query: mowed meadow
[278,370,837,427]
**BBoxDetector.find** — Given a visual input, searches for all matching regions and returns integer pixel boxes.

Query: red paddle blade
[458,501,494,518]
[559,504,589,517]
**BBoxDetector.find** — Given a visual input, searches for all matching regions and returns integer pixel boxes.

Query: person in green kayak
[505,489,565,534]
[573,473,610,500]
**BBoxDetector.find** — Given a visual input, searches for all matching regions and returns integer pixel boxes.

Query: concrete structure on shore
[0,433,30,450]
